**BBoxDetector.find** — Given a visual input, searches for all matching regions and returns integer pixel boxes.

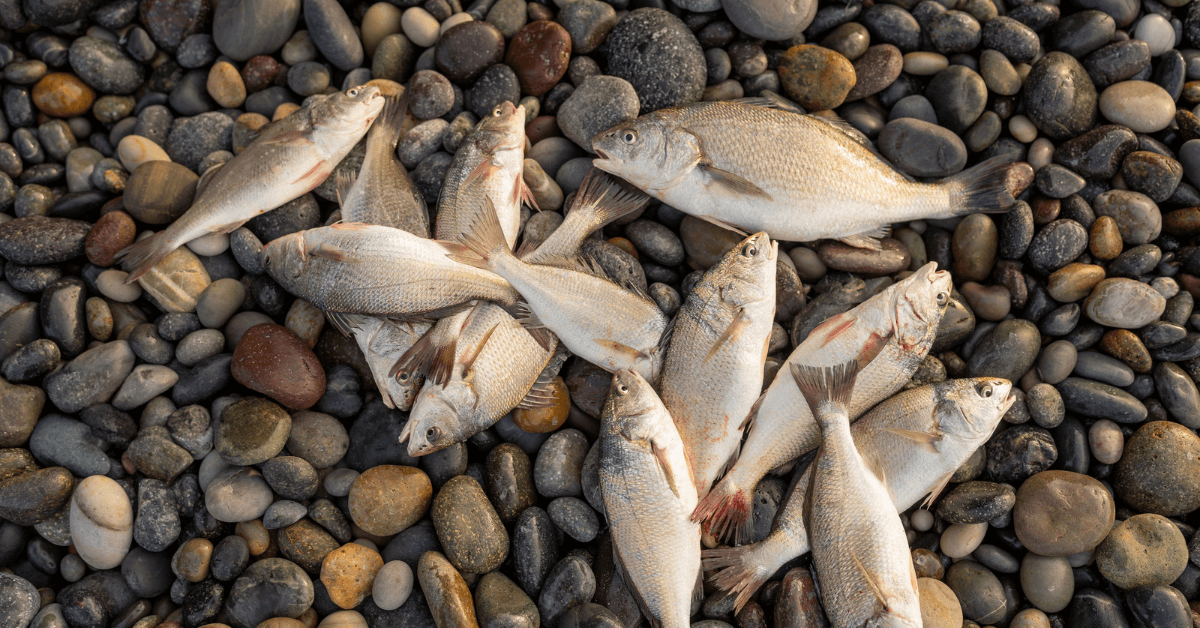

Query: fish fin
[703,546,772,614]
[881,427,942,453]
[921,472,953,510]
[518,349,569,409]
[196,161,224,197]
[459,322,499,376]
[650,439,682,500]
[860,451,889,490]
[569,168,649,226]
[738,392,765,432]
[463,158,500,189]
[594,338,650,362]
[694,214,750,237]
[373,92,409,150]
[692,478,753,544]
[851,549,892,611]
[309,242,354,262]
[391,321,460,386]
[839,227,889,250]
[945,155,1018,216]
[518,174,541,212]
[700,164,773,201]
[704,308,751,363]
[116,232,174,283]
[330,221,371,230]
[509,301,557,351]
[326,311,367,336]
[789,361,858,420]
[655,316,675,361]
[446,197,512,268]
[514,235,540,259]
[693,569,705,609]
[335,170,357,207]
[730,96,785,110]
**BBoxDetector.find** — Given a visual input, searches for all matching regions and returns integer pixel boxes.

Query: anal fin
[326,311,365,336]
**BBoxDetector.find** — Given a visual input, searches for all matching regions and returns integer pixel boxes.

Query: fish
[598,370,701,628]
[436,101,535,249]
[336,93,430,237]
[791,361,922,628]
[703,376,1015,612]
[591,100,1014,249]
[262,222,519,319]
[518,169,649,265]
[119,85,385,281]
[399,302,562,456]
[325,313,430,410]
[693,262,952,544]
[444,198,671,383]
[659,231,777,497]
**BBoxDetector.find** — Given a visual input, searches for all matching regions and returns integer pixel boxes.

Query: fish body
[436,101,533,248]
[400,302,560,456]
[659,232,777,497]
[793,362,922,628]
[120,86,385,281]
[695,263,952,543]
[591,101,1013,249]
[338,94,429,237]
[263,223,518,316]
[599,370,700,628]
[704,377,1015,611]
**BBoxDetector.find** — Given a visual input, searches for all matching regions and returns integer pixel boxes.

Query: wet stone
[534,428,589,498]
[512,506,559,596]
[987,424,1058,485]
[1115,421,1200,516]
[935,481,1016,525]
[538,555,596,627]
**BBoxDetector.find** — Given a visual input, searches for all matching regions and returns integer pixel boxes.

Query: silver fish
[262,222,519,318]
[436,101,534,249]
[793,361,922,628]
[694,263,952,543]
[326,313,430,410]
[659,231,777,497]
[703,377,1015,611]
[337,93,429,237]
[591,100,1013,249]
[599,370,701,628]
[120,86,385,281]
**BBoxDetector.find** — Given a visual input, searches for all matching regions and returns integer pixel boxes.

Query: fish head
[592,115,694,191]
[383,368,425,411]
[475,101,526,153]
[602,369,670,438]
[401,381,477,456]
[712,232,778,306]
[261,231,310,282]
[890,262,952,351]
[939,377,1014,443]
[314,85,385,139]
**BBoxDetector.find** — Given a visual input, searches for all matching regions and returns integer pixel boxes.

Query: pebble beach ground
[2,0,1200,625]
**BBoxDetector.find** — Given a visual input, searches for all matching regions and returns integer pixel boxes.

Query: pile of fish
[118,83,1024,628]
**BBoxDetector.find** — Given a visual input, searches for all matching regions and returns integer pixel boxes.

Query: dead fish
[792,361,922,628]
[262,222,519,319]
[337,93,429,237]
[694,262,952,544]
[591,100,1013,249]
[599,370,701,628]
[326,313,430,410]
[659,231,777,497]
[703,377,1015,612]
[436,101,535,249]
[445,198,671,382]
[518,169,649,265]
[120,85,385,281]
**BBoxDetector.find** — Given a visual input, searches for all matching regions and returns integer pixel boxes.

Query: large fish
[694,263,951,543]
[659,231,777,497]
[262,222,518,318]
[792,361,922,628]
[337,93,429,237]
[591,100,1014,249]
[445,199,670,382]
[704,377,1015,611]
[599,370,701,628]
[436,101,535,249]
[399,302,562,456]
[120,86,385,281]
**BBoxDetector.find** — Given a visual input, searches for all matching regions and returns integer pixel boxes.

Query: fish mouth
[593,148,621,171]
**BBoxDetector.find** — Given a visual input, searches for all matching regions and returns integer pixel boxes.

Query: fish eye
[622,130,638,144]
[936,292,948,306]
[396,371,410,384]
[616,383,629,396]
[347,88,359,97]
[492,106,503,117]
[976,383,993,398]
[425,426,441,442]
[742,243,758,257]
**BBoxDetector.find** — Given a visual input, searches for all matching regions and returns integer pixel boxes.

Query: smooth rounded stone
[942,522,989,558]
[1,337,59,382]
[111,364,180,410]
[264,500,309,530]
[123,162,198,225]
[232,323,325,410]
[128,323,173,365]
[225,558,315,628]
[621,220,682,266]
[261,456,319,502]
[556,76,639,152]
[1036,165,1088,199]
[1022,219,1089,274]
[1097,514,1188,590]
[945,561,1007,624]
[68,37,144,95]
[1084,278,1166,329]
[1099,81,1175,133]
[1054,125,1137,181]
[605,9,705,113]
[816,238,910,276]
[434,21,504,84]
[133,477,180,553]
[1014,470,1115,556]
[484,443,536,522]
[85,210,136,267]
[430,474,508,574]
[1091,189,1162,245]
[349,465,432,536]
[1151,362,1199,429]
[966,319,1040,382]
[776,44,855,111]
[31,72,95,119]
[176,329,224,366]
[1047,264,1105,304]
[320,542,383,610]
[0,378,43,447]
[889,95,938,125]
[407,71,455,120]
[0,216,89,265]
[70,475,134,570]
[474,571,539,628]
[1072,351,1134,387]
[1055,377,1146,423]
[505,506,559,598]
[173,537,214,583]
[43,339,135,414]
[0,572,38,628]
[211,535,251,582]
[539,555,596,627]
[324,468,359,497]
[302,0,364,71]
[215,397,291,465]
[918,578,962,628]
[925,10,980,55]
[122,547,174,599]
[1020,553,1074,612]
[137,243,213,314]
[1115,419,1200,519]
[843,44,903,102]
[1038,339,1078,385]
[877,117,967,178]
[924,65,987,135]
[1024,383,1064,428]
[1023,52,1099,140]
[546,496,598,543]
[277,519,339,573]
[417,551,477,628]
[936,481,1016,524]
[286,411,348,470]
[206,467,273,523]
[533,428,588,498]
[557,0,616,54]
[973,544,1019,574]
[505,21,571,97]
[1123,151,1183,202]
[116,135,168,174]
[371,560,414,612]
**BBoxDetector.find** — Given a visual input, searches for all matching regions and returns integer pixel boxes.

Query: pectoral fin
[705,308,751,363]
[594,338,649,362]
[700,164,773,201]
[839,233,884,250]
[310,242,353,262]
[651,439,681,500]
[881,427,942,453]
[851,550,892,611]
[463,158,499,189]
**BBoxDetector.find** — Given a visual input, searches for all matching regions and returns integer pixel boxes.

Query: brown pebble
[1005,162,1035,198]
[236,519,270,555]
[1100,329,1152,373]
[321,542,384,609]
[242,56,281,93]
[208,60,247,109]
[278,519,339,573]
[1164,207,1200,237]
[506,21,572,96]
[231,323,326,410]
[952,214,998,281]
[912,548,944,579]
[122,161,199,225]
[1032,196,1061,225]
[1013,470,1115,556]
[172,537,213,583]
[513,376,570,433]
[1089,215,1124,260]
[347,465,432,536]
[31,72,95,117]
[817,237,911,275]
[85,210,136,267]
[960,282,1011,321]
[607,237,637,260]
[417,551,478,628]
[256,619,307,628]
[777,44,856,111]
[680,215,744,269]
[525,116,561,144]
[1047,263,1106,303]
[528,2,553,20]
[775,567,824,628]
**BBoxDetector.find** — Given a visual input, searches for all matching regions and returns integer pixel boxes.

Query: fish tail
[373,92,409,150]
[702,545,780,614]
[569,169,649,229]
[789,361,858,426]
[944,155,1017,216]
[115,232,174,283]
[442,197,513,269]
[692,478,753,544]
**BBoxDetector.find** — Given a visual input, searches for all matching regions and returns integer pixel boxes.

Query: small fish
[599,370,701,628]
[262,223,519,319]
[694,262,952,544]
[703,377,1015,612]
[337,93,429,237]
[326,313,430,410]
[437,101,535,249]
[399,302,562,456]
[120,86,385,281]
[792,361,922,628]
[445,198,671,383]
[659,231,777,497]
[518,169,649,265]
[591,100,1014,249]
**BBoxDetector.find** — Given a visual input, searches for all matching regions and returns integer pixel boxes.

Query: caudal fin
[789,361,858,422]
[443,197,513,269]
[116,232,174,283]
[372,92,409,150]
[703,546,777,614]
[692,477,753,545]
[945,155,1016,216]
[571,169,650,229]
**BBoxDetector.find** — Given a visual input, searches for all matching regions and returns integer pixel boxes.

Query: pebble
[1096,513,1189,588]
[1020,553,1074,612]
[348,465,431,536]
[320,542,383,609]
[232,323,325,409]
[945,561,1007,625]
[538,555,596,626]
[557,76,639,152]
[436,21,505,83]
[777,44,856,111]
[69,475,134,570]
[534,429,588,498]
[216,397,291,465]
[225,558,315,628]
[372,561,414,611]
[205,467,273,523]
[1084,278,1167,328]
[605,9,705,113]
[417,551,478,628]
[1100,81,1177,132]
[919,578,963,628]
[1024,52,1099,140]
[1014,470,1115,556]
[1115,421,1200,516]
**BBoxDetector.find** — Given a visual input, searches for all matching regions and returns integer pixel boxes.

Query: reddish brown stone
[527,2,553,20]
[526,115,561,144]
[232,323,326,410]
[1164,207,1200,237]
[84,210,136,267]
[778,44,856,111]
[1101,329,1153,373]
[505,21,572,96]
[1005,162,1035,198]
[31,73,95,118]
[1032,196,1061,225]
[241,55,281,94]
[140,0,210,51]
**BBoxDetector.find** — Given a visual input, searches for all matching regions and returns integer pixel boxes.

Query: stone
[722,0,814,40]
[1115,421,1200,516]
[935,481,1015,525]
[0,216,89,265]
[32,73,94,118]
[919,578,962,628]
[846,44,904,101]
[1099,81,1176,133]
[1024,52,1099,140]
[417,552,477,628]
[944,561,1007,625]
[1084,278,1166,328]
[216,398,291,465]
[435,22,505,83]
[1091,189,1162,245]
[68,37,145,95]
[205,467,273,522]
[431,475,509,574]
[232,324,326,410]
[43,340,135,413]
[506,21,571,96]
[1095,514,1188,590]
[1014,470,1115,556]
[777,44,855,111]
[538,555,596,626]
[303,0,364,71]
[556,76,639,152]
[69,475,134,570]
[137,245,212,313]
[348,465,431,536]
[1020,553,1074,612]
[967,319,1040,382]
[278,520,339,573]
[123,161,198,225]
[0,379,42,447]
[475,572,539,628]
[604,9,705,113]
[321,543,384,609]
[225,558,315,628]
[0,573,38,628]
[372,561,414,611]
[534,429,588,498]
[878,117,968,178]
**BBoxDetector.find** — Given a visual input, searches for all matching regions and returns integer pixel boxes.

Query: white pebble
[324,467,360,497]
[1067,549,1094,568]
[402,7,441,47]
[198,451,239,491]
[224,311,273,350]
[1009,115,1038,143]
[70,476,134,569]
[372,561,414,611]
[196,278,247,329]
[1152,276,1179,299]
[117,135,170,172]
[96,269,143,302]
[440,12,473,35]
[910,509,934,532]
[318,610,368,628]
[902,51,948,76]
[1099,80,1176,133]
[186,232,230,257]
[1028,137,1055,171]
[1135,14,1176,56]
[940,522,988,558]
[1088,419,1124,464]
[66,147,103,193]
